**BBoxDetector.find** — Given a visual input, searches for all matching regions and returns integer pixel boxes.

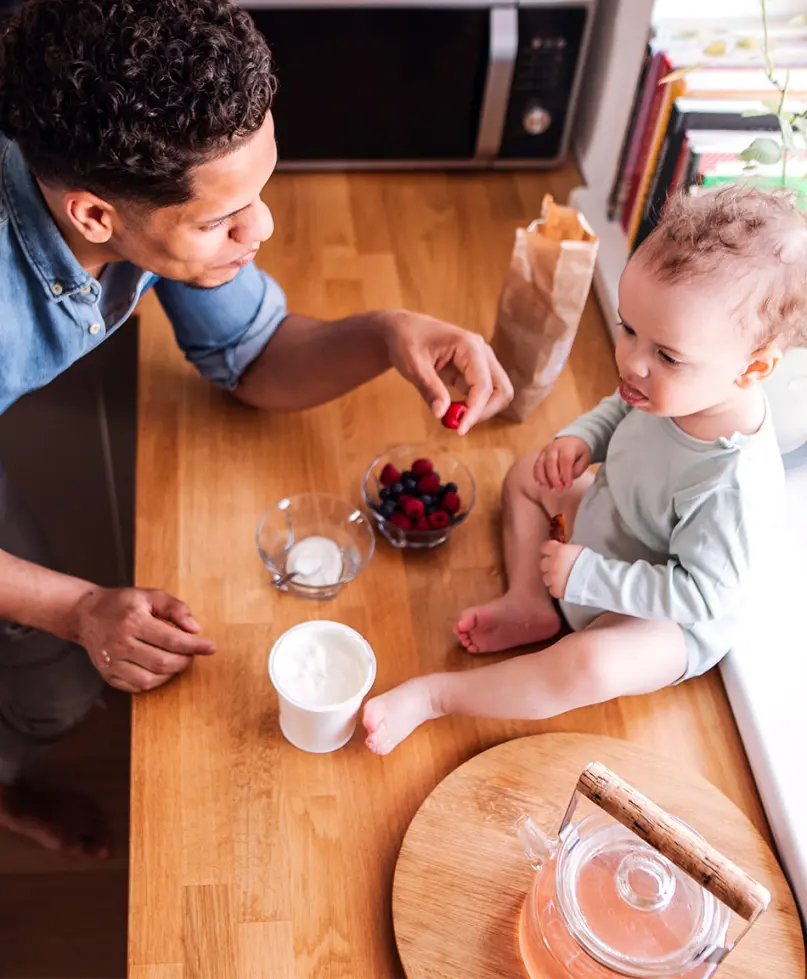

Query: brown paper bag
[492,194,599,422]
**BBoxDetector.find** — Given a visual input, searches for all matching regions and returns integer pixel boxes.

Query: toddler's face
[614,258,760,418]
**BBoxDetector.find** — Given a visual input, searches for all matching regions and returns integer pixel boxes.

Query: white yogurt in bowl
[285,535,343,588]
[269,621,376,753]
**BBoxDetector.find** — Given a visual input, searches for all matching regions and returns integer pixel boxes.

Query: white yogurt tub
[268,621,376,753]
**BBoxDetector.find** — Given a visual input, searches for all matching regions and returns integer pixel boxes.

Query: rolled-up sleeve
[155,263,287,390]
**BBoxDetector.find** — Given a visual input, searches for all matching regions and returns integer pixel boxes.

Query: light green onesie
[557,391,785,679]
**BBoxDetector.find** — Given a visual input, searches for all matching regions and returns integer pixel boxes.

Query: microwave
[240,0,596,168]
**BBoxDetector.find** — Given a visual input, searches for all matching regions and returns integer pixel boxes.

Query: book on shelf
[607,11,807,251]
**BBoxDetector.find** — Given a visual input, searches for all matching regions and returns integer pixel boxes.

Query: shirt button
[51,282,63,296]
[80,284,92,295]
[88,323,102,336]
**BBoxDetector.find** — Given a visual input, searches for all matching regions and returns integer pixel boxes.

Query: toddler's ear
[736,342,782,388]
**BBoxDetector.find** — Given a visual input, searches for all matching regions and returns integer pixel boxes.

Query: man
[0,0,513,854]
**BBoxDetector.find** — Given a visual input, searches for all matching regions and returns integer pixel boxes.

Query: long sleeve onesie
[556,391,785,679]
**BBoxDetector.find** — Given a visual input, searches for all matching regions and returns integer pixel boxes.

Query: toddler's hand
[539,541,583,600]
[534,437,591,491]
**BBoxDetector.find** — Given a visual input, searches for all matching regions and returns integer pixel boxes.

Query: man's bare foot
[0,783,110,858]
[363,677,442,755]
[454,594,561,654]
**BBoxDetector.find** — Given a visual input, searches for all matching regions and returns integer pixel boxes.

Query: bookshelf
[568,0,806,341]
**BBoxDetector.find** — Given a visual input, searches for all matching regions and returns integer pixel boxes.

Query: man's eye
[619,320,636,337]
[201,219,226,232]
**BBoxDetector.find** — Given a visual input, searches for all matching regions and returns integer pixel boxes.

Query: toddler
[363,184,807,755]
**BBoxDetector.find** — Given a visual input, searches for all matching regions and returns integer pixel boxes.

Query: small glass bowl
[361,444,476,549]
[256,492,375,601]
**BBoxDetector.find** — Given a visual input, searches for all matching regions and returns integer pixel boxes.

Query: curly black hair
[0,0,276,205]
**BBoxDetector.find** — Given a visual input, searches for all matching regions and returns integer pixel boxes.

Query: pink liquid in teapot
[518,848,721,979]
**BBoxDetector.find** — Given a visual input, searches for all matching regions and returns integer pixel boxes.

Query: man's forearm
[0,548,94,643]
[234,311,393,411]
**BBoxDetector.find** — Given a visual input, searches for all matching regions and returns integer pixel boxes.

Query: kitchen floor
[0,691,130,979]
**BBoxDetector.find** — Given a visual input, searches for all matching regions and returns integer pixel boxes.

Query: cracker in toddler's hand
[549,513,567,544]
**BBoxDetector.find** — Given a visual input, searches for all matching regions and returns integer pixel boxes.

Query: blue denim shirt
[0,136,287,415]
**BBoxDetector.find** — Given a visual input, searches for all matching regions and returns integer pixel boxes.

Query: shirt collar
[1,140,97,303]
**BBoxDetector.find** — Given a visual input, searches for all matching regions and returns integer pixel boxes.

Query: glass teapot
[515,763,771,979]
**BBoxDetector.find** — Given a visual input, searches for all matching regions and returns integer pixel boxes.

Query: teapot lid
[556,815,729,977]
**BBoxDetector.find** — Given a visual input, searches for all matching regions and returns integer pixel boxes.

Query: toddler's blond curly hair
[635,184,807,347]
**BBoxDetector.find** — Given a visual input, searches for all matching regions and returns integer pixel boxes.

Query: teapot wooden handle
[577,762,771,921]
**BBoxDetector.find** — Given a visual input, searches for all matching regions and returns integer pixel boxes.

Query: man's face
[110,113,278,288]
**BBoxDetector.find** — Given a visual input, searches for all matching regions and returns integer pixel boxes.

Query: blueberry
[425,503,437,516]
[380,487,391,501]
[420,493,436,508]
[402,477,418,494]
[380,500,397,518]
[388,481,404,498]
[443,482,458,495]
[401,470,414,481]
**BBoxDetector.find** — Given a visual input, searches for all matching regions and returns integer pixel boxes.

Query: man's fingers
[107,661,172,694]
[125,638,197,676]
[451,337,493,434]
[138,616,216,657]
[148,591,203,634]
[410,355,452,419]
[468,346,514,426]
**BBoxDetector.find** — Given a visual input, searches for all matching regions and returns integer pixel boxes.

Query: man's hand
[539,541,583,600]
[384,311,514,435]
[72,587,216,694]
[535,436,591,491]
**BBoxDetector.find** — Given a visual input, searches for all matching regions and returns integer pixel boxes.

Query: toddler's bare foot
[0,783,110,858]
[363,678,442,755]
[454,594,561,654]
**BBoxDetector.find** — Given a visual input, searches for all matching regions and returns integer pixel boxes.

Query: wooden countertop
[129,169,777,979]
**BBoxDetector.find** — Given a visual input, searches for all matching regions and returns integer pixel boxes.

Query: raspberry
[428,510,451,529]
[387,512,411,530]
[411,458,433,477]
[441,491,460,514]
[414,516,431,531]
[380,463,401,486]
[442,402,468,430]
[417,473,441,495]
[403,498,425,520]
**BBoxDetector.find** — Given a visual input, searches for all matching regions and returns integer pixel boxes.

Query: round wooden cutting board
[392,733,805,979]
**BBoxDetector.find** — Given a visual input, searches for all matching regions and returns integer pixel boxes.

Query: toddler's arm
[557,391,631,463]
[563,485,752,625]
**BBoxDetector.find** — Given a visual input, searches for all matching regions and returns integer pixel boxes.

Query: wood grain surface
[129,168,798,978]
[393,734,804,979]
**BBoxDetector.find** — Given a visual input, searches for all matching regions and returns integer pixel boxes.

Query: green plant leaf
[735,36,760,50]
[762,98,784,113]
[788,14,807,26]
[739,138,784,165]
[742,108,775,117]
[703,40,728,56]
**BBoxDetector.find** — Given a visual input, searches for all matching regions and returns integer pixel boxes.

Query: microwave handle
[475,6,517,160]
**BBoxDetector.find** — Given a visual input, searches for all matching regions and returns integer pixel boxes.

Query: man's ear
[61,190,117,245]
[736,342,782,388]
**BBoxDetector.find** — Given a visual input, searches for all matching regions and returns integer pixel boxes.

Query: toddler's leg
[455,453,593,653]
[364,613,686,754]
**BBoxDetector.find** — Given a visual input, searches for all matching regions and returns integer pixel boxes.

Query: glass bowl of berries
[361,445,476,549]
